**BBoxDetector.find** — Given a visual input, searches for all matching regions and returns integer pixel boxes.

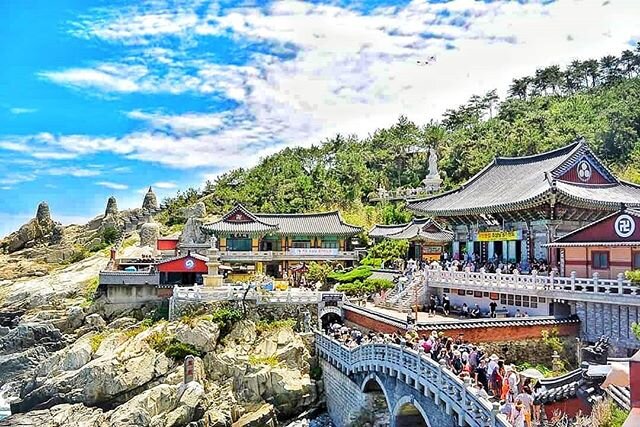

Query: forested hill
[159,46,640,228]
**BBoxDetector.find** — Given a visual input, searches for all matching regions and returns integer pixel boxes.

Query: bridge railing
[316,332,510,427]
[171,285,331,304]
[425,269,640,304]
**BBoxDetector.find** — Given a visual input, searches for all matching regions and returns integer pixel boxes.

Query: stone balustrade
[316,332,510,427]
[424,269,640,306]
[219,250,358,261]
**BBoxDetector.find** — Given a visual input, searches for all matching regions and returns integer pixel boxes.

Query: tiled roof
[256,211,362,236]
[156,253,209,265]
[407,140,640,216]
[203,204,361,236]
[369,218,453,242]
[545,208,640,247]
[414,315,579,331]
[369,223,409,238]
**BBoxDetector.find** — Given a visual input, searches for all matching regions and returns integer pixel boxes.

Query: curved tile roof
[369,218,453,242]
[369,223,409,238]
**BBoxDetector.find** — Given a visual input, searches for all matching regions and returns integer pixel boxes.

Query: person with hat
[510,399,527,427]
[487,354,499,396]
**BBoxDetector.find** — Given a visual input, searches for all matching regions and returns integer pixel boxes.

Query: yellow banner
[476,230,521,242]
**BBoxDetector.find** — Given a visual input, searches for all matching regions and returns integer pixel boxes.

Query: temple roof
[203,204,362,236]
[407,140,640,217]
[369,218,453,242]
[546,208,640,247]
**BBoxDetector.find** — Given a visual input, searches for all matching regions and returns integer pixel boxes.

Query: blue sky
[1,0,639,237]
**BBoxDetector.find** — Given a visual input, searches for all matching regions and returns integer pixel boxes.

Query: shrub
[123,319,153,340]
[164,341,204,360]
[88,241,109,253]
[69,247,90,263]
[90,332,108,353]
[590,398,628,427]
[146,329,173,352]
[310,365,322,380]
[81,276,99,308]
[360,256,382,268]
[336,277,394,296]
[366,239,409,263]
[306,262,333,287]
[248,355,279,367]
[210,308,243,324]
[328,266,372,283]
[632,322,640,340]
[101,226,119,244]
[256,318,296,334]
[625,270,640,284]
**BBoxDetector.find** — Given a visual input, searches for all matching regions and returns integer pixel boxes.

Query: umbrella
[520,368,545,380]
[600,362,630,389]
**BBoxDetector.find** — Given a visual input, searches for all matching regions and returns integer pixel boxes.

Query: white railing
[315,332,510,427]
[424,269,640,305]
[172,285,337,305]
[219,250,357,261]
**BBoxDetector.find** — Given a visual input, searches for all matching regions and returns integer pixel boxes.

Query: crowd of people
[407,253,554,276]
[326,321,543,427]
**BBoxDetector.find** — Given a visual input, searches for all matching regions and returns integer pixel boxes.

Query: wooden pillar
[252,237,259,252]
[219,237,227,251]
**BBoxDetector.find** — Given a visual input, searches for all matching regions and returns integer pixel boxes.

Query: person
[489,300,497,318]
[475,358,489,392]
[461,302,469,318]
[510,400,527,427]
[471,304,481,318]
[429,294,437,316]
[473,381,490,400]
[487,354,499,396]
[507,365,520,403]
[516,386,534,427]
[515,309,522,318]
[442,294,450,316]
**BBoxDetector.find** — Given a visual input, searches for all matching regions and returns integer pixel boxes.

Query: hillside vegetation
[159,45,640,227]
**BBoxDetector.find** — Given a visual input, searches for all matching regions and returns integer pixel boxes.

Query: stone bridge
[316,332,510,427]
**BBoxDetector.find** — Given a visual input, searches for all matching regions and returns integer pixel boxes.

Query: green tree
[306,262,333,289]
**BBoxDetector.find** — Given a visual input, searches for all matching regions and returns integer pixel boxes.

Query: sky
[1,0,640,238]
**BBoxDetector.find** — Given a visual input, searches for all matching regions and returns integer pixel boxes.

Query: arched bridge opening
[361,374,391,426]
[393,396,430,427]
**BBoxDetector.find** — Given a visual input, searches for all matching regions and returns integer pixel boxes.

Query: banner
[475,230,522,242]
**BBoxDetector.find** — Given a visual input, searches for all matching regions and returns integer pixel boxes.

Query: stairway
[385,273,427,310]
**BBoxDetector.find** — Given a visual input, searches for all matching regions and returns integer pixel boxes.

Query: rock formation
[142,187,158,211]
[104,197,118,217]
[139,220,160,249]
[1,202,57,254]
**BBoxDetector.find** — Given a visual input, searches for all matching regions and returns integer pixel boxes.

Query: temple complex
[369,218,453,262]
[407,139,640,269]
[202,204,362,281]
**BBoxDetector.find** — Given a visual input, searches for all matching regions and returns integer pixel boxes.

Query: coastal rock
[104,197,118,216]
[232,403,277,427]
[0,346,50,384]
[14,324,174,412]
[65,306,85,332]
[0,403,106,427]
[1,202,56,254]
[85,314,106,330]
[140,221,160,249]
[0,323,64,355]
[174,320,220,353]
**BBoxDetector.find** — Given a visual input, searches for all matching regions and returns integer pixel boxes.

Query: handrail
[171,285,342,305]
[315,332,510,427]
[424,269,640,305]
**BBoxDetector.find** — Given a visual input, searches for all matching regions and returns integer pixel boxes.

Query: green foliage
[380,202,412,225]
[336,277,394,297]
[306,262,333,287]
[101,226,118,244]
[310,365,322,380]
[516,362,553,378]
[360,257,382,268]
[541,328,564,354]
[145,329,173,352]
[363,239,409,266]
[88,241,109,253]
[248,355,279,367]
[81,276,99,308]
[123,319,153,340]
[625,270,640,284]
[209,308,243,325]
[69,247,90,263]
[328,265,372,283]
[590,398,629,427]
[164,341,204,360]
[632,322,640,340]
[90,332,108,353]
[255,318,296,334]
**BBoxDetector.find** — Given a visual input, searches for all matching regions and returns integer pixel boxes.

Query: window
[500,293,507,305]
[227,238,252,251]
[633,252,640,269]
[443,288,450,294]
[322,241,338,249]
[522,295,530,308]
[507,294,514,306]
[592,251,609,269]
[457,289,466,296]
[291,240,311,248]
[531,296,538,309]
[515,295,522,307]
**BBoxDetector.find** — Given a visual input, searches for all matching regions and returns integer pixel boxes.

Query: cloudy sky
[1,0,639,237]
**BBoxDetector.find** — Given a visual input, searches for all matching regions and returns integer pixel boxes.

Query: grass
[80,276,99,308]
[122,318,153,340]
[121,236,139,249]
[145,329,173,352]
[90,332,108,353]
[164,341,204,360]
[248,355,280,367]
[255,318,296,334]
[590,398,629,427]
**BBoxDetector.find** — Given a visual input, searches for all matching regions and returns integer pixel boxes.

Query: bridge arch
[392,395,431,427]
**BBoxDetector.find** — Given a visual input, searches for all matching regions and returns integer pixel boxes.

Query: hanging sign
[476,230,522,242]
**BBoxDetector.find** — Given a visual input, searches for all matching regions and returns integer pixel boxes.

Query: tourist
[507,364,520,403]
[510,400,527,427]
[516,385,534,427]
[461,302,469,317]
[442,294,450,315]
[490,300,498,318]
[428,294,437,316]
[488,354,499,396]
[515,309,522,318]
[471,304,481,318]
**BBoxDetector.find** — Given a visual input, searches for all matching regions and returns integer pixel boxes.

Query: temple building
[546,207,640,279]
[407,139,640,269]
[202,204,362,281]
[369,218,453,262]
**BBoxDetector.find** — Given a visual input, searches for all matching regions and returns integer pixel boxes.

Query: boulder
[107,317,138,330]
[0,323,64,355]
[142,188,159,211]
[85,314,106,330]
[104,197,118,216]
[179,217,207,246]
[65,306,85,332]
[232,403,277,427]
[0,403,106,427]
[140,222,160,249]
[0,346,50,384]
[174,320,220,353]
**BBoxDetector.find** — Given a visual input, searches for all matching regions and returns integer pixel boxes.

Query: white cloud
[21,0,640,172]
[152,181,178,189]
[9,107,37,115]
[46,167,101,177]
[0,173,37,185]
[96,181,128,190]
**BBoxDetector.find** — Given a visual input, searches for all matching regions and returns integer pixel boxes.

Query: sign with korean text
[475,230,522,242]
[322,293,343,302]
[184,355,195,383]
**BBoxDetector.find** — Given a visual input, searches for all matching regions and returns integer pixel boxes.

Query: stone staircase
[384,273,427,310]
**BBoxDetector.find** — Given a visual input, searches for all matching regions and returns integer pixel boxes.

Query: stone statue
[209,234,218,249]
[427,147,439,177]
[303,310,311,333]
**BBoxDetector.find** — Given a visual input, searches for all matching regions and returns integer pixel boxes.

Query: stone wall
[575,301,640,355]
[321,359,366,427]
[479,336,578,369]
